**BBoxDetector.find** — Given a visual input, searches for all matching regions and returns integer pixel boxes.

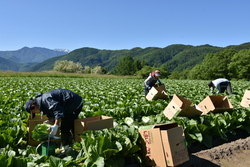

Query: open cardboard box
[27,115,60,146]
[163,94,202,120]
[74,115,113,142]
[155,83,166,91]
[197,96,233,114]
[139,123,189,167]
[146,84,168,101]
[240,90,250,107]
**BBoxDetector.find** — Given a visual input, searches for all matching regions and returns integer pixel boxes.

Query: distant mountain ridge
[1,43,250,73]
[27,44,227,73]
[0,47,69,71]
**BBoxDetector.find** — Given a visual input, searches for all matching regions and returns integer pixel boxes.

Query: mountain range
[0,47,70,71]
[1,43,250,73]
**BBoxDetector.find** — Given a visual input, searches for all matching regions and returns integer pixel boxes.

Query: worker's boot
[58,133,73,157]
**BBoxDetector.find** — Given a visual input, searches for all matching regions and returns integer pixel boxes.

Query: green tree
[228,49,250,80]
[190,49,237,80]
[168,71,181,79]
[187,64,207,80]
[113,56,135,75]
[136,66,169,78]
[133,59,143,72]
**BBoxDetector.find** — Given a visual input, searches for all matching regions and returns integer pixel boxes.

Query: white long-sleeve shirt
[211,78,230,93]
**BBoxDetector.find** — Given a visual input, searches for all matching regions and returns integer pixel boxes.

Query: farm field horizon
[1,76,250,166]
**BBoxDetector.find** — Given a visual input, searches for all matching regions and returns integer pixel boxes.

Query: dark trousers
[219,82,233,94]
[61,104,83,145]
[144,86,150,96]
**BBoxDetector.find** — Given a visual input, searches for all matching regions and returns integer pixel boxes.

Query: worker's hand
[49,124,58,137]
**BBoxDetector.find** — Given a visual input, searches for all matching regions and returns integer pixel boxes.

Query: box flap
[198,96,233,114]
[163,94,201,119]
[86,118,113,131]
[146,86,168,101]
[139,123,178,130]
[28,115,48,126]
[172,94,192,108]
[161,127,189,166]
[74,115,113,142]
[155,83,166,91]
[176,106,203,117]
[241,90,250,107]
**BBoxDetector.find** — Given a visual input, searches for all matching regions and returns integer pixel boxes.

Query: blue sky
[0,0,249,51]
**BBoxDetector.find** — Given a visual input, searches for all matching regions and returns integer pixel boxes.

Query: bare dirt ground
[181,130,250,167]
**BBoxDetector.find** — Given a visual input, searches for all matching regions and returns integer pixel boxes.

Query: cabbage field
[0,77,250,167]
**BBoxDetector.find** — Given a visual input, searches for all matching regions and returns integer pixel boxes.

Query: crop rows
[0,77,250,166]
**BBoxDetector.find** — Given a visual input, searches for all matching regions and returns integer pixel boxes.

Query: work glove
[49,124,58,137]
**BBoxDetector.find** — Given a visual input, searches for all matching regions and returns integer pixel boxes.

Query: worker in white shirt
[208,78,233,94]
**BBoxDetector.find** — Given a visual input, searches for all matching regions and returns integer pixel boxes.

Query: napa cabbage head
[32,124,50,141]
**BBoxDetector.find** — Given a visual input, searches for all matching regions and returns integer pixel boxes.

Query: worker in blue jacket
[144,70,162,96]
[25,89,83,151]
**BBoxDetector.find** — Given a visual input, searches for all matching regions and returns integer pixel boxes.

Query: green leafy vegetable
[32,124,50,141]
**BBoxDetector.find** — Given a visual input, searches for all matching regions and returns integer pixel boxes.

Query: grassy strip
[0,70,140,79]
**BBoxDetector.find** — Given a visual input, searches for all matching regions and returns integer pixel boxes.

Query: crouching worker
[144,70,163,96]
[208,78,233,95]
[25,89,83,153]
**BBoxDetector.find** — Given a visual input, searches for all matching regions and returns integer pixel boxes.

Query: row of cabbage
[0,77,250,166]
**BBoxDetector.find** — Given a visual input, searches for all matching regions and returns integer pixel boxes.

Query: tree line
[54,49,250,80]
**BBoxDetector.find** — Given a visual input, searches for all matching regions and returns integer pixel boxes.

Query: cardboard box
[139,123,189,167]
[198,96,233,114]
[155,83,166,91]
[27,115,48,146]
[28,115,61,146]
[240,90,250,107]
[74,115,113,142]
[146,85,168,101]
[163,94,202,120]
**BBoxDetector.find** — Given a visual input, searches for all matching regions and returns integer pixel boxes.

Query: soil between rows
[180,129,250,167]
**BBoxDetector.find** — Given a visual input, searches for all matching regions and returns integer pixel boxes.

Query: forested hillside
[2,42,250,80]
[28,44,225,72]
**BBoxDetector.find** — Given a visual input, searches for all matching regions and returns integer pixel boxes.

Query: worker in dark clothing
[25,89,83,152]
[208,78,233,94]
[144,70,162,96]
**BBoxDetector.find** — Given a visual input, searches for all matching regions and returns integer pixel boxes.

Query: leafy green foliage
[1,77,250,165]
[77,126,142,166]
[228,49,250,80]
[32,124,50,141]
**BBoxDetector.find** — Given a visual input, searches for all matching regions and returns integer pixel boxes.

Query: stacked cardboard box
[146,84,168,101]
[74,115,113,142]
[139,123,189,167]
